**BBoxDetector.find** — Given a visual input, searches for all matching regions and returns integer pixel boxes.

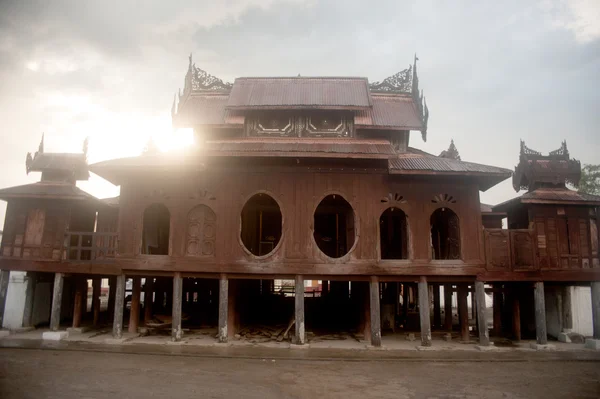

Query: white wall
[571,286,593,337]
[2,271,27,329]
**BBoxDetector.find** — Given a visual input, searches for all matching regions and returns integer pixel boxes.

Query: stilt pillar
[321,280,328,296]
[433,283,441,329]
[591,282,600,340]
[475,281,490,346]
[493,286,503,335]
[171,272,183,342]
[444,284,453,331]
[294,275,305,345]
[92,277,101,327]
[227,279,238,339]
[458,284,469,342]
[107,276,116,321]
[534,282,547,345]
[128,277,141,333]
[22,272,37,328]
[418,276,432,346]
[402,283,409,327]
[0,270,10,327]
[49,273,64,331]
[370,276,381,347]
[112,274,126,338]
[511,287,521,341]
[144,277,154,324]
[218,274,228,343]
[72,277,85,328]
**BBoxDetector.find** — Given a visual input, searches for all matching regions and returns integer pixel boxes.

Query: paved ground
[1,345,599,398]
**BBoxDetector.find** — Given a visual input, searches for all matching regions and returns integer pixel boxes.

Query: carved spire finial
[83,136,89,158]
[38,133,44,154]
[439,139,460,160]
[171,93,177,118]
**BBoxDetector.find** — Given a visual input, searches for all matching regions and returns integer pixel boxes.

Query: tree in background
[577,164,600,195]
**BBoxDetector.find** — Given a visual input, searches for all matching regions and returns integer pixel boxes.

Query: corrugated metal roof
[0,181,99,201]
[174,94,244,126]
[28,152,89,179]
[493,188,600,212]
[389,148,512,175]
[226,77,372,109]
[355,94,423,130]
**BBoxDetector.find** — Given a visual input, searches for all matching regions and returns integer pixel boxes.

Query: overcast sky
[0,0,599,227]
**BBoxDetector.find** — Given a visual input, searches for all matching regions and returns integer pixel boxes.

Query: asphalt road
[1,347,599,398]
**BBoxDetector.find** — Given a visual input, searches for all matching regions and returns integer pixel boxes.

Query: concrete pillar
[171,272,183,342]
[418,276,432,346]
[0,270,10,327]
[144,277,154,324]
[21,272,37,328]
[511,288,521,341]
[128,277,141,333]
[475,281,490,346]
[92,277,101,327]
[591,282,600,340]
[458,284,469,342]
[112,274,126,338]
[218,274,228,343]
[49,273,64,331]
[370,276,381,347]
[433,284,441,329]
[72,278,85,328]
[444,284,453,331]
[534,282,548,345]
[493,287,503,335]
[294,275,305,345]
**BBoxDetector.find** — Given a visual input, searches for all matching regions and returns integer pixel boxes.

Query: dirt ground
[1,347,599,399]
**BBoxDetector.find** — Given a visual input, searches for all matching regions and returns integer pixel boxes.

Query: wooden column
[418,276,432,346]
[22,272,37,328]
[370,276,381,347]
[112,274,126,338]
[49,273,64,331]
[433,283,441,329]
[0,270,10,327]
[227,279,237,339]
[92,277,101,327]
[402,283,409,326]
[107,276,116,321]
[72,278,85,328]
[493,286,503,335]
[471,290,476,320]
[144,277,154,324]
[444,284,453,331]
[534,282,547,345]
[171,272,183,342]
[362,282,372,342]
[218,274,228,343]
[321,280,328,297]
[591,282,600,340]
[128,277,141,333]
[475,281,490,346]
[294,275,305,345]
[562,286,573,331]
[458,284,469,342]
[511,288,521,341]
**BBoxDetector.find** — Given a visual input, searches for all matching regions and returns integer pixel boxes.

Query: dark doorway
[380,207,408,259]
[142,204,170,255]
[241,194,282,256]
[430,208,460,260]
[313,194,355,258]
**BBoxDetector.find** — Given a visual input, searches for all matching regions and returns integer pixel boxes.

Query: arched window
[142,204,170,255]
[186,205,216,256]
[241,193,282,256]
[313,194,355,258]
[430,208,460,260]
[380,207,408,259]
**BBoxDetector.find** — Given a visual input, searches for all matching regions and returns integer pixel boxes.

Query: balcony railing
[65,232,118,263]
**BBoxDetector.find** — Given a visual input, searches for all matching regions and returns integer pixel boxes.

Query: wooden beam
[218,274,228,343]
[458,284,469,342]
[112,274,125,338]
[49,273,64,331]
[534,282,548,345]
[128,277,141,333]
[370,276,382,347]
[475,281,490,346]
[444,284,453,331]
[172,272,183,342]
[418,276,432,346]
[294,275,305,345]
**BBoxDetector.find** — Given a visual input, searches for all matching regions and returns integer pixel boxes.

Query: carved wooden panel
[247,113,296,137]
[302,114,352,138]
[510,229,537,270]
[186,205,216,257]
[484,229,510,270]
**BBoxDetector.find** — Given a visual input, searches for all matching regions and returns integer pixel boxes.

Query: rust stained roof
[226,77,372,109]
[0,181,99,201]
[493,188,600,212]
[174,94,244,127]
[355,94,423,130]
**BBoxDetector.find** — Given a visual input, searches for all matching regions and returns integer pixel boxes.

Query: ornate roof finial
[38,133,44,154]
[412,53,419,96]
[549,140,569,157]
[188,53,193,71]
[26,152,33,174]
[83,136,89,158]
[422,96,429,142]
[439,139,461,160]
[171,93,177,118]
[519,140,541,157]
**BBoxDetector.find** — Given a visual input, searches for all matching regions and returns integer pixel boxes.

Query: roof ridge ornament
[439,139,461,161]
[520,140,541,156]
[369,65,413,93]
[549,140,569,157]
[179,54,233,103]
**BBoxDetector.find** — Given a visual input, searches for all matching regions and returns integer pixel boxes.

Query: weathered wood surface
[172,273,183,342]
[49,272,64,331]
[294,275,305,345]
[112,274,126,338]
[418,276,431,346]
[458,284,469,342]
[591,281,600,340]
[128,277,141,333]
[475,281,490,346]
[218,274,228,343]
[369,276,381,347]
[534,282,548,345]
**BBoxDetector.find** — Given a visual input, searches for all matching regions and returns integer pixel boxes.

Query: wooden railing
[484,228,537,271]
[65,232,118,263]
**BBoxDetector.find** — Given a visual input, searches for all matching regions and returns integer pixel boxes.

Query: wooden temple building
[0,56,599,348]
